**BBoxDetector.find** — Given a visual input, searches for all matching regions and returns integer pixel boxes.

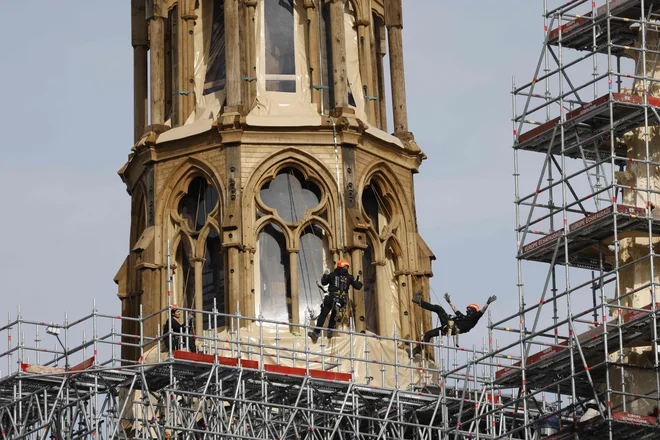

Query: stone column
[289,251,300,331]
[385,0,408,135]
[178,0,196,124]
[147,0,166,125]
[304,0,321,110]
[374,261,391,336]
[329,0,348,110]
[351,247,366,332]
[192,258,205,334]
[357,18,376,124]
[227,246,241,316]
[225,0,242,109]
[245,1,258,110]
[132,0,148,142]
[397,271,411,340]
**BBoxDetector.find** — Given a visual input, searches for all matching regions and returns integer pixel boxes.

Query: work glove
[323,269,330,276]
[487,295,497,304]
[356,275,360,282]
[444,293,451,303]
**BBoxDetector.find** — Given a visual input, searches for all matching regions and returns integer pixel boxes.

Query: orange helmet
[467,304,480,313]
[337,259,350,269]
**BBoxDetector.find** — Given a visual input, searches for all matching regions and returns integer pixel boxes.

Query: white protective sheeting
[186,0,226,125]
[250,0,316,118]
[143,323,436,390]
[344,2,368,122]
[384,244,401,334]
[157,118,215,144]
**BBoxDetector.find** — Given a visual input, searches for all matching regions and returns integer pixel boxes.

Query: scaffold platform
[547,0,658,53]
[495,302,660,396]
[544,411,659,439]
[519,204,654,270]
[516,93,660,159]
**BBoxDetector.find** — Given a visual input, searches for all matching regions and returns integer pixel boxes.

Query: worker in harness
[308,259,363,343]
[411,291,496,353]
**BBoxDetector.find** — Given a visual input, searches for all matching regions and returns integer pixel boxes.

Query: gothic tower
[117,0,433,361]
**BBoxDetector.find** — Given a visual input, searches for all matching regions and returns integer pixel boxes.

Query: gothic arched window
[171,174,224,331]
[178,177,219,232]
[359,175,400,335]
[254,165,331,325]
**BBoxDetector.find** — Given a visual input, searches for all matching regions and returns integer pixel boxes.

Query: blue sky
[0,2,554,356]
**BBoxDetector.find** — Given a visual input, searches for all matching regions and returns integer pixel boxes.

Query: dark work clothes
[313,268,363,333]
[413,300,484,353]
[420,299,483,334]
[163,317,197,353]
[320,267,363,294]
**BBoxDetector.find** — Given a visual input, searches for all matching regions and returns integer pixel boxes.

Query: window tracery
[359,175,402,334]
[170,173,225,330]
[255,166,332,324]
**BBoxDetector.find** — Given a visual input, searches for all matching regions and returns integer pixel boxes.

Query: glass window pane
[257,223,291,322]
[298,225,332,323]
[205,0,226,95]
[266,80,296,93]
[178,177,219,232]
[260,168,322,223]
[265,0,296,92]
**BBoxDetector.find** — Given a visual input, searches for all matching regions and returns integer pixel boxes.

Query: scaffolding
[503,0,660,438]
[4,1,660,439]
[0,303,530,440]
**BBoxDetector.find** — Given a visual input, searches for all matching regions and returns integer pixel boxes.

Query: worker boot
[308,331,319,343]
[412,290,423,305]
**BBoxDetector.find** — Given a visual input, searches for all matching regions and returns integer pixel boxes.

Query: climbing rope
[287,170,327,321]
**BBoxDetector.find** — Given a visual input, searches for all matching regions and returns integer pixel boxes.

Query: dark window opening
[205,0,226,95]
[178,245,196,310]
[265,0,296,92]
[362,181,391,234]
[178,177,219,232]
[202,229,225,328]
[260,168,322,223]
[363,235,378,333]
[258,223,291,321]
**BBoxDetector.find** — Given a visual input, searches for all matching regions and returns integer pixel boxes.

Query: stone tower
[116,0,434,360]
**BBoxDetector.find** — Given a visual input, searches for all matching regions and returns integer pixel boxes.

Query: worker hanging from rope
[411,291,496,353]
[308,259,363,343]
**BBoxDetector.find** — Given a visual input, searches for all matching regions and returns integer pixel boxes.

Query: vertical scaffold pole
[604,0,627,416]
[640,0,660,423]
[512,71,530,438]
[167,239,173,361]
[557,12,580,427]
